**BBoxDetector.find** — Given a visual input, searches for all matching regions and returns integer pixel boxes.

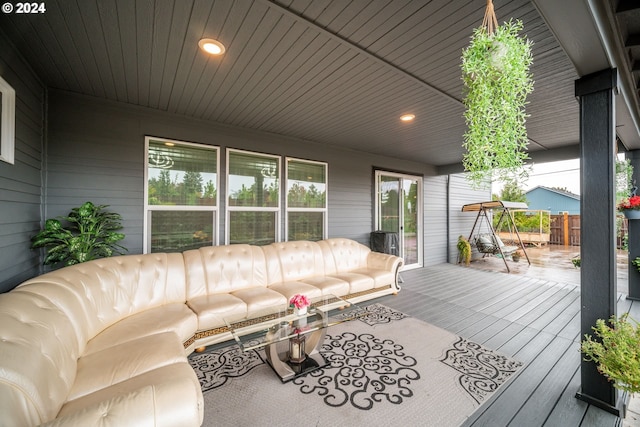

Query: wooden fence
[549,213,628,248]
[550,214,580,246]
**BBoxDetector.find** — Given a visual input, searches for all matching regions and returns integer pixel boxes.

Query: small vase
[624,210,640,220]
[294,306,307,316]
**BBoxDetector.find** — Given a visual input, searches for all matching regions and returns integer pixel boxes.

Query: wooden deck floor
[374,264,639,427]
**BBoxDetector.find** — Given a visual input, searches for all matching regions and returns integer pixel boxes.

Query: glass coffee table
[224,294,361,382]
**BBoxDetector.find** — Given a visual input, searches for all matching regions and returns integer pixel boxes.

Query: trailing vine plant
[461,0,534,188]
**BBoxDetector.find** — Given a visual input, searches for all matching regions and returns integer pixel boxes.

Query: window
[144,137,219,253]
[227,149,280,245]
[286,158,327,241]
[0,75,15,164]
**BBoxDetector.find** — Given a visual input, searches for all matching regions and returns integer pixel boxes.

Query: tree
[492,181,534,232]
[203,181,216,199]
[617,158,634,204]
[156,170,174,202]
[182,171,203,196]
[498,180,527,202]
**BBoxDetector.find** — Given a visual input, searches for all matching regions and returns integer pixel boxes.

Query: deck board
[509,343,582,425]
[543,366,588,426]
[375,263,626,427]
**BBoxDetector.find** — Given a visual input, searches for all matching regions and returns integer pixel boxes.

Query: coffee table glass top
[224,294,360,351]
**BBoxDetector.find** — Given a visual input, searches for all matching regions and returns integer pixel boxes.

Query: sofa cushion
[187,293,247,330]
[184,245,268,300]
[54,362,203,427]
[83,303,197,356]
[263,241,325,284]
[295,276,350,297]
[317,238,371,274]
[327,272,374,293]
[267,281,322,302]
[351,268,395,288]
[68,332,187,401]
[230,287,287,315]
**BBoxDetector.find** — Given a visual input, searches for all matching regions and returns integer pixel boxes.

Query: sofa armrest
[367,251,403,271]
[366,252,404,290]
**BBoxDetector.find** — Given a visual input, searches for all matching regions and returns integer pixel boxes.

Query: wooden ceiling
[0,0,635,168]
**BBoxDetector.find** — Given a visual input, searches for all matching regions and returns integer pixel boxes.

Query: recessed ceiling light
[164,142,175,147]
[400,114,415,122]
[199,38,225,55]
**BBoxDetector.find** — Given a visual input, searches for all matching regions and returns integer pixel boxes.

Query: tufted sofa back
[0,289,82,425]
[318,238,371,274]
[0,253,187,426]
[18,253,188,340]
[183,244,268,299]
[263,241,326,284]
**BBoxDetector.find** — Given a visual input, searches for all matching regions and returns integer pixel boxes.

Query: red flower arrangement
[289,294,310,309]
[618,195,640,211]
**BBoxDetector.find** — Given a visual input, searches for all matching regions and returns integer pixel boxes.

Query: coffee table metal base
[264,326,328,382]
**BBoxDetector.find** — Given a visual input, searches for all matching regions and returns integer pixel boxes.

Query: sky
[491,158,581,196]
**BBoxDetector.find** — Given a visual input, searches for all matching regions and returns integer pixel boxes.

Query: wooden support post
[563,212,569,246]
[574,68,621,415]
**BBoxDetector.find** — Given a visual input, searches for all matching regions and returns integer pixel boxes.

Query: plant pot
[489,40,508,72]
[623,210,640,220]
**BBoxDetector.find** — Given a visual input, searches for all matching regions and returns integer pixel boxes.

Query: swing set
[461,200,531,273]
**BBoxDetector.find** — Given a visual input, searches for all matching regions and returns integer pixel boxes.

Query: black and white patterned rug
[189,304,523,426]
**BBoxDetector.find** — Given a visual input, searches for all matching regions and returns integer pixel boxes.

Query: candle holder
[289,334,306,364]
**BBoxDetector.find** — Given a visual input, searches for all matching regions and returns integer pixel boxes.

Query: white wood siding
[447,174,492,264]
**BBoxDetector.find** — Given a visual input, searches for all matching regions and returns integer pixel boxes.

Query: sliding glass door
[375,171,422,269]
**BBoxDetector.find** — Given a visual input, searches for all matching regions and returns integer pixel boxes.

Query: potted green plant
[581,314,640,393]
[512,250,523,262]
[460,0,534,188]
[31,201,127,267]
[457,235,472,266]
[571,256,581,268]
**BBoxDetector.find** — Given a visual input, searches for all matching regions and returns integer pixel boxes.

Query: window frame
[226,148,281,245]
[285,157,328,241]
[374,169,423,270]
[0,75,15,164]
[143,136,220,253]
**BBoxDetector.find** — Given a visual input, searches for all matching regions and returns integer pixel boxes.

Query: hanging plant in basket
[461,0,534,188]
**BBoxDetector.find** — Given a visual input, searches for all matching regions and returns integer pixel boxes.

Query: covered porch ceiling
[1,0,638,170]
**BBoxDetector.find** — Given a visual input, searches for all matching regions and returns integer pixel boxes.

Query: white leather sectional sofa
[0,238,402,426]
